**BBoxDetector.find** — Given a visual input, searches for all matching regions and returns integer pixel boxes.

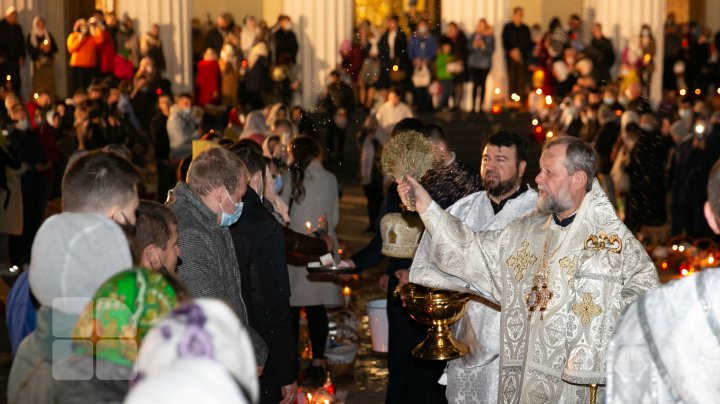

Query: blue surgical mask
[679,109,691,120]
[603,97,615,105]
[219,189,244,227]
[273,174,283,194]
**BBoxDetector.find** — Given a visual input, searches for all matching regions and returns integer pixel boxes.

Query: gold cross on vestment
[506,240,537,281]
[572,293,603,326]
[526,282,553,320]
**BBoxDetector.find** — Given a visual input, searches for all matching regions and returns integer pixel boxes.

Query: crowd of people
[0,2,719,404]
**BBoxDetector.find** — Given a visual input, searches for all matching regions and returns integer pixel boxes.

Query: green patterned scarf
[72,268,179,368]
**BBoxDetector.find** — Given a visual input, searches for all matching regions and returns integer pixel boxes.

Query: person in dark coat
[377,15,411,93]
[205,14,231,55]
[625,116,672,233]
[342,120,481,404]
[443,22,469,110]
[272,15,299,65]
[321,70,355,164]
[7,105,51,265]
[502,7,532,99]
[151,94,174,203]
[587,23,615,85]
[229,146,298,404]
[0,7,26,95]
[593,104,621,176]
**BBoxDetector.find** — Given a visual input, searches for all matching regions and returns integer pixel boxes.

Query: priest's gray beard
[537,184,573,214]
[483,168,520,198]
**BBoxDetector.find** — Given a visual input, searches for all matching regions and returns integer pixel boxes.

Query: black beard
[483,172,520,198]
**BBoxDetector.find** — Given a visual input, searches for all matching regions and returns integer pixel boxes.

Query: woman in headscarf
[244,32,272,110]
[219,44,240,106]
[26,16,58,94]
[240,110,269,146]
[53,268,182,403]
[126,299,260,404]
[265,102,288,130]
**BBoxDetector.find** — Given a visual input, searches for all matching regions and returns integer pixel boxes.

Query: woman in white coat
[280,135,341,381]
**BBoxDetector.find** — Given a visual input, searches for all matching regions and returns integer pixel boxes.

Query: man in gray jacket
[168,146,268,368]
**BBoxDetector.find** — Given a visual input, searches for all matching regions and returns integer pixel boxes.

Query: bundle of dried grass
[380,130,434,210]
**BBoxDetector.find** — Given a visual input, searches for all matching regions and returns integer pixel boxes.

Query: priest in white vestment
[397,136,659,403]
[403,131,537,403]
[606,160,720,404]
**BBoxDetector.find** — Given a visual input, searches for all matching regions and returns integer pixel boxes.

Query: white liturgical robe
[418,180,659,403]
[606,268,720,404]
[410,187,538,403]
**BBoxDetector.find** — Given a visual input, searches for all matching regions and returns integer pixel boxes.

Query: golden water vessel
[395,283,470,360]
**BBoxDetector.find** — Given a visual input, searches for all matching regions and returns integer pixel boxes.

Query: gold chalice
[395,283,470,360]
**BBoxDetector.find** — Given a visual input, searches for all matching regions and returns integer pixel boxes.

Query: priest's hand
[396,175,432,213]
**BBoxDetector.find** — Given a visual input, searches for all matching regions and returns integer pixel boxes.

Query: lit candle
[494,87,500,95]
[43,38,49,46]
[305,221,312,234]
[5,75,10,82]
[535,88,543,95]
[545,95,552,105]
[546,131,554,139]
[343,286,351,296]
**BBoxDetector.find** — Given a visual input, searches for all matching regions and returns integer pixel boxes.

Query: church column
[583,0,666,106]
[118,0,193,94]
[441,0,510,111]
[283,0,353,109]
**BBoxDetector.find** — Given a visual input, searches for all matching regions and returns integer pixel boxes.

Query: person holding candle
[280,136,340,384]
[26,16,58,95]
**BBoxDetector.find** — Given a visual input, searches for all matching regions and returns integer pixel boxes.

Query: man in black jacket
[378,14,410,92]
[229,146,298,404]
[502,7,531,99]
[150,94,174,203]
[587,23,615,84]
[0,7,26,95]
[272,15,298,65]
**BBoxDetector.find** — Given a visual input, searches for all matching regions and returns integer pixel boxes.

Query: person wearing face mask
[6,104,52,266]
[167,146,269,371]
[167,93,201,161]
[67,18,98,91]
[227,145,300,404]
[408,19,437,112]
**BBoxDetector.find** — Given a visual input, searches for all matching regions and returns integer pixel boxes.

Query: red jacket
[94,30,116,74]
[194,60,220,106]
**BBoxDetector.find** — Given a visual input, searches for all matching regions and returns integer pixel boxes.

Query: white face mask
[15,118,30,131]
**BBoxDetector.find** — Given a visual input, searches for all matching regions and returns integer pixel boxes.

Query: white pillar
[584,0,666,106]
[118,0,193,94]
[0,0,46,99]
[441,0,510,111]
[283,0,353,109]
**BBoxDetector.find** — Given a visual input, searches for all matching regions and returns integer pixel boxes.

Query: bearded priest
[397,136,659,403]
